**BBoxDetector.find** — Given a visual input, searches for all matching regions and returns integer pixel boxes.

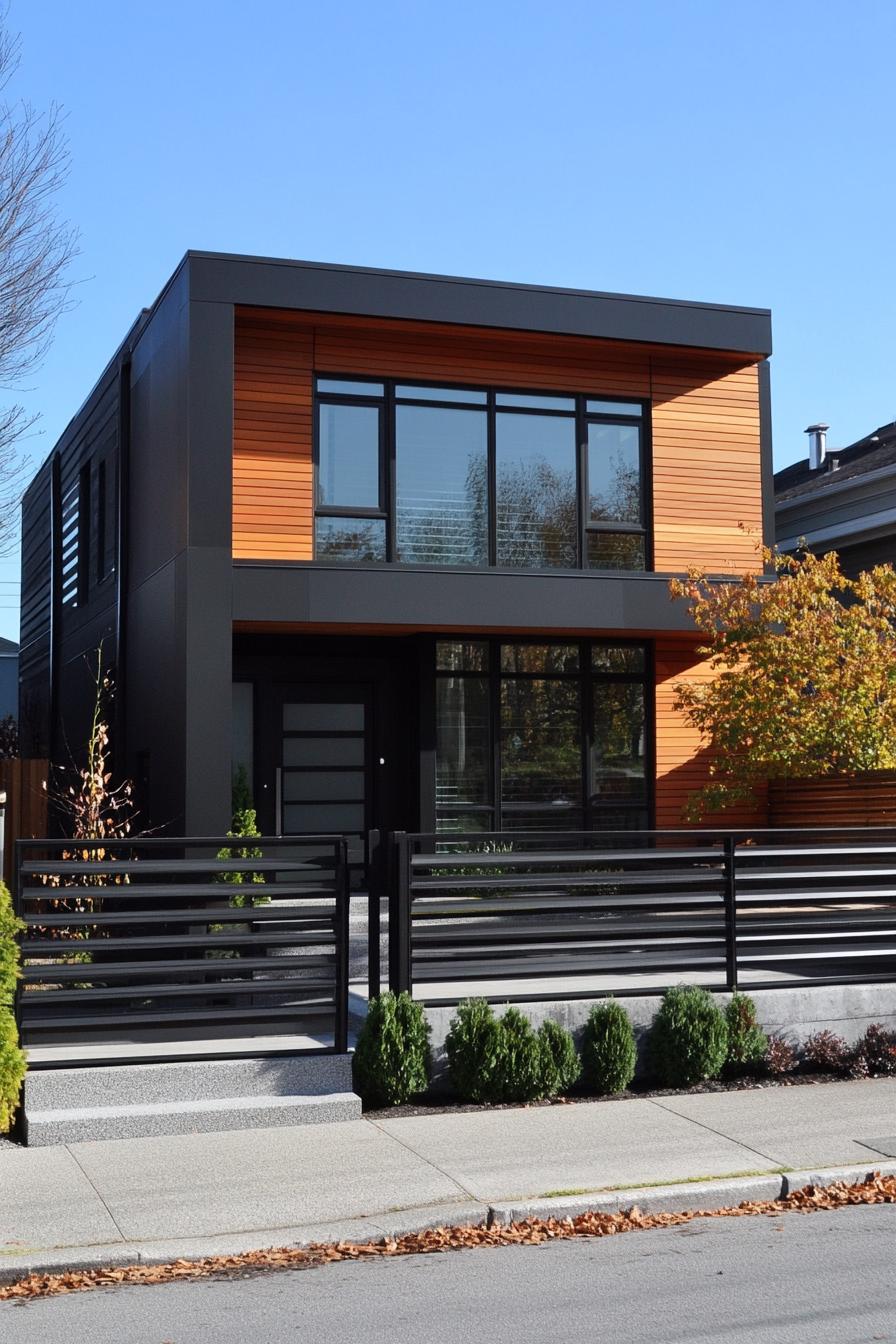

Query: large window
[435,639,649,833]
[314,378,647,571]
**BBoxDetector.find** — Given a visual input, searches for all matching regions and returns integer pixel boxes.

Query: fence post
[367,829,381,1001]
[389,832,412,995]
[334,837,350,1054]
[723,835,738,992]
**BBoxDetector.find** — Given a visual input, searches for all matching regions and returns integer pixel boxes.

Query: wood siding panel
[233,316,313,560]
[652,361,762,574]
[769,774,896,827]
[654,637,767,829]
[0,758,48,886]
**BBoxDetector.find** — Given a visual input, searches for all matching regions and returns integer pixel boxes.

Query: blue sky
[1,0,894,639]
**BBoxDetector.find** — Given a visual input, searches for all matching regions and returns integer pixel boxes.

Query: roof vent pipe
[805,422,829,470]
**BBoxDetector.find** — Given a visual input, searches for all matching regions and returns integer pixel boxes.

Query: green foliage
[724,993,767,1073]
[352,992,431,1108]
[581,999,637,1094]
[446,1002,580,1104]
[670,548,896,817]
[0,881,25,1132]
[492,1007,547,1103]
[445,999,505,1103]
[649,986,728,1087]
[537,1019,581,1097]
[217,766,266,906]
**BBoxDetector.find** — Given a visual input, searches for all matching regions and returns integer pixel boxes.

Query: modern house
[19,253,774,865]
[775,420,896,571]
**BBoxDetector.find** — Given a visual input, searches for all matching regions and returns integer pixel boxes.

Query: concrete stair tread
[28,1092,357,1123]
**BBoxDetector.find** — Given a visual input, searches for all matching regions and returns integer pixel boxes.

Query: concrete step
[25,1091,361,1146]
[24,1053,354,1110]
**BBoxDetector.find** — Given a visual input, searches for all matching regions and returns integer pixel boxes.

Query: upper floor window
[313,378,647,572]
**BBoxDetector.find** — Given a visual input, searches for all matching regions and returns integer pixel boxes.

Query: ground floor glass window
[435,638,648,833]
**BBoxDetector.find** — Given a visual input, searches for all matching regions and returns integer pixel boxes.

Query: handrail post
[389,831,411,995]
[334,837,350,1054]
[723,834,738,992]
[367,828,381,1001]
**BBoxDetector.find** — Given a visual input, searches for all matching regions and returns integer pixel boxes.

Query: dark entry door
[278,684,372,884]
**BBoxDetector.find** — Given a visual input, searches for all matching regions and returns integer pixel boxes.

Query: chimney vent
[805,422,829,471]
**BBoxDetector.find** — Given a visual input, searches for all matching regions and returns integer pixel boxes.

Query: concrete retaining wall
[423,982,896,1088]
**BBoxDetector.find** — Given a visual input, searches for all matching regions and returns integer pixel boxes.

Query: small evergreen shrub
[217,765,266,906]
[649,986,728,1087]
[850,1023,896,1078]
[352,992,430,1107]
[803,1029,850,1075]
[492,1008,546,1103]
[765,1032,799,1075]
[581,1000,637,1094]
[724,993,767,1074]
[0,881,25,1132]
[537,1019,581,1097]
[445,999,505,1103]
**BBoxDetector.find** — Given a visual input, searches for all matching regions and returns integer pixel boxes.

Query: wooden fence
[0,759,48,887]
[769,773,896,828]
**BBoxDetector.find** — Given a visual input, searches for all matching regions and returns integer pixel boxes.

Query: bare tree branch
[0,7,78,554]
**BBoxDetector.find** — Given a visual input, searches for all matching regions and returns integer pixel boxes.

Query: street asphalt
[1,1203,893,1342]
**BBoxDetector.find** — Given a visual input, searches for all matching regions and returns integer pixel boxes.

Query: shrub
[492,1008,546,1103]
[352,992,430,1108]
[803,1029,850,1075]
[724,993,767,1074]
[445,999,505,1103]
[649,986,728,1087]
[851,1023,896,1078]
[0,881,25,1132]
[581,1000,637,1094]
[537,1019,581,1097]
[765,1032,799,1075]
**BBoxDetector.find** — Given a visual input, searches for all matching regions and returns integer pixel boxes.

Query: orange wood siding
[233,315,314,560]
[233,307,764,572]
[651,358,762,574]
[654,637,767,829]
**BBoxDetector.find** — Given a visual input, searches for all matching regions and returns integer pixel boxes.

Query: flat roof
[182,251,772,356]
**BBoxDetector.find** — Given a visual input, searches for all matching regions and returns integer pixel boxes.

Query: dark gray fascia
[232,562,717,635]
[184,252,772,357]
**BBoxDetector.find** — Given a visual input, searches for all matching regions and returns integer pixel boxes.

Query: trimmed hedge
[352,992,430,1107]
[724,993,767,1074]
[0,881,25,1133]
[649,986,728,1087]
[446,1002,579,1104]
[581,1000,636,1094]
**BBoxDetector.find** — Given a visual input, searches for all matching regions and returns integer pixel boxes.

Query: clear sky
[1,0,894,639]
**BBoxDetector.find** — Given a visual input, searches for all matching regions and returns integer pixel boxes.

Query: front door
[278,683,372,885]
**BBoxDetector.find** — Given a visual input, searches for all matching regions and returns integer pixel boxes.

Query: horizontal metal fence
[387,828,896,1005]
[15,835,349,1065]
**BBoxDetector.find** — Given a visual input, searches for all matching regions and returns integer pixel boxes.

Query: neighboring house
[19,252,773,863]
[775,420,896,571]
[0,636,17,720]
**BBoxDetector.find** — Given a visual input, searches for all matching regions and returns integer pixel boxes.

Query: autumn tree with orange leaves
[669,548,896,818]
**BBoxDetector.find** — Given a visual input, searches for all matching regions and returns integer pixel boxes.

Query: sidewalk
[3,1078,896,1281]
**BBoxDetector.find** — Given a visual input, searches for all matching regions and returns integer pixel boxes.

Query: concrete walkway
[2,1078,896,1280]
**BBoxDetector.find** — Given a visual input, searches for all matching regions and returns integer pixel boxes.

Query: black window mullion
[581,639,593,830]
[385,382,396,562]
[576,397,587,570]
[487,390,497,567]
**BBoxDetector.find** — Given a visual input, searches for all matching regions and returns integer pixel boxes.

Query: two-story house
[19,253,773,866]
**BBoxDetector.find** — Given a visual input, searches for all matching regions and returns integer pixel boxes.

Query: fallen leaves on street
[2,1172,894,1302]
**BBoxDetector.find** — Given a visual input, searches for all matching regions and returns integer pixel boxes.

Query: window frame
[313,375,652,572]
[433,635,653,834]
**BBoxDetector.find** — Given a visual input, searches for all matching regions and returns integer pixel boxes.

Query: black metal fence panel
[388,828,896,1005]
[15,835,350,1065]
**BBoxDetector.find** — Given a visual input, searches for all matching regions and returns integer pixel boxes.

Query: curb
[2,1162,896,1287]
